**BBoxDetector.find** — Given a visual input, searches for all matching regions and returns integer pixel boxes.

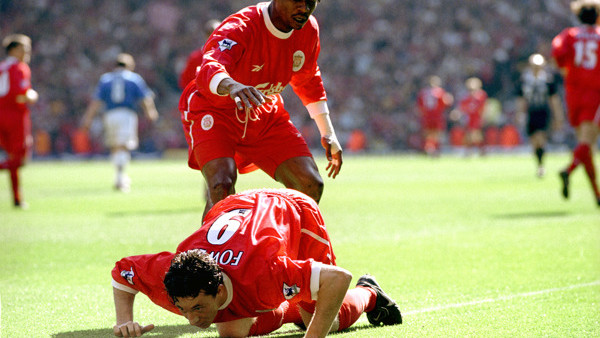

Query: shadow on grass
[107,208,201,217]
[493,211,569,219]
[51,323,375,337]
[52,324,209,337]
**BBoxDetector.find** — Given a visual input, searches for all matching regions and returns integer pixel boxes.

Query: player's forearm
[216,76,237,96]
[306,267,352,337]
[113,287,136,324]
[549,95,564,122]
[142,97,158,121]
[308,101,342,154]
[82,100,102,128]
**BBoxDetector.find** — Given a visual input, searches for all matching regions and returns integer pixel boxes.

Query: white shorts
[103,108,139,150]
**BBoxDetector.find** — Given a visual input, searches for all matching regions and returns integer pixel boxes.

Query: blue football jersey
[94,69,152,111]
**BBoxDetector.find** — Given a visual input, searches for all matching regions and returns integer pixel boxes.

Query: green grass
[1,152,599,337]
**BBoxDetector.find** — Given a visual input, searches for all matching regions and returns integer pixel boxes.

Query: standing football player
[457,77,488,156]
[0,34,38,209]
[81,53,159,192]
[111,188,401,337]
[179,0,343,218]
[516,53,564,178]
[416,75,454,157]
[552,0,600,206]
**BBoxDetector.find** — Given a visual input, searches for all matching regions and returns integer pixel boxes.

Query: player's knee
[296,175,324,203]
[207,177,235,202]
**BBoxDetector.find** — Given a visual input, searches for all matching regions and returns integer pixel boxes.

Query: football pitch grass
[1,152,599,337]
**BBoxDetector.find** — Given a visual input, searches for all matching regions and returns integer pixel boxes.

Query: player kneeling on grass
[111,188,401,337]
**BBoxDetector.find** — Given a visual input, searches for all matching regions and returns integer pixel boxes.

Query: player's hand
[230,86,272,110]
[321,136,342,179]
[222,81,271,110]
[113,321,155,337]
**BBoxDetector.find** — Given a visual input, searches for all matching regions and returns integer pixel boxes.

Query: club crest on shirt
[282,282,300,300]
[218,38,238,52]
[120,267,135,285]
[201,114,214,130]
[292,51,305,72]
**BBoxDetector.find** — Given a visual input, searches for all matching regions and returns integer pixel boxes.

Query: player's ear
[217,283,227,298]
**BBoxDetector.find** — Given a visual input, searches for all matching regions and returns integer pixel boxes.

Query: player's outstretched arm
[305,265,352,338]
[112,287,155,337]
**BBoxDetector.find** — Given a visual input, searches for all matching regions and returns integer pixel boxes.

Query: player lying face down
[111,189,401,337]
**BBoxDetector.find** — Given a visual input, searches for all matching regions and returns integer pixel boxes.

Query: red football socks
[568,143,599,197]
[9,167,21,205]
[566,143,586,174]
[248,301,302,336]
[337,286,376,330]
[249,286,376,335]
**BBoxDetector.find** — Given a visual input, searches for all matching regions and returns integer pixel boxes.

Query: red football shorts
[467,114,482,130]
[183,110,313,178]
[422,114,445,131]
[565,86,600,127]
[288,189,336,314]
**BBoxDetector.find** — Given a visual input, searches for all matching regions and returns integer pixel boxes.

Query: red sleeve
[12,63,31,96]
[111,251,180,315]
[262,256,318,305]
[552,28,572,68]
[289,30,327,105]
[194,17,247,98]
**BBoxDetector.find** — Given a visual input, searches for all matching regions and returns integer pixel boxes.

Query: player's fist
[113,321,154,337]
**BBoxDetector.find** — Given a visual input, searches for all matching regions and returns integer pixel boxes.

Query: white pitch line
[404,280,600,315]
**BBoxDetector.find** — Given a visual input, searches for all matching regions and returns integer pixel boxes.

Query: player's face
[13,44,31,64]
[271,0,318,32]
[174,291,221,328]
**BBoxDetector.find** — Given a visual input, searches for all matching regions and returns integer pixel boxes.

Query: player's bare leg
[275,156,323,203]
[560,122,600,205]
[201,157,237,218]
[530,131,547,178]
[423,129,441,157]
[1,154,26,208]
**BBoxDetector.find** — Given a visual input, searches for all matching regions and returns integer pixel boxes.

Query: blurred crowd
[0,0,575,156]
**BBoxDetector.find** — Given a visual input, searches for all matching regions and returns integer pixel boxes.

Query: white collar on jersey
[218,273,234,310]
[260,2,293,40]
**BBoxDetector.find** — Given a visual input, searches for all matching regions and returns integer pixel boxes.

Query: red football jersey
[179,48,203,90]
[552,25,600,90]
[417,87,452,130]
[459,90,487,129]
[112,189,335,323]
[0,56,32,115]
[179,2,326,118]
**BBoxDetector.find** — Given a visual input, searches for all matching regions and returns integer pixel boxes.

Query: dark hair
[3,34,31,54]
[115,53,135,70]
[578,6,599,24]
[164,249,223,302]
